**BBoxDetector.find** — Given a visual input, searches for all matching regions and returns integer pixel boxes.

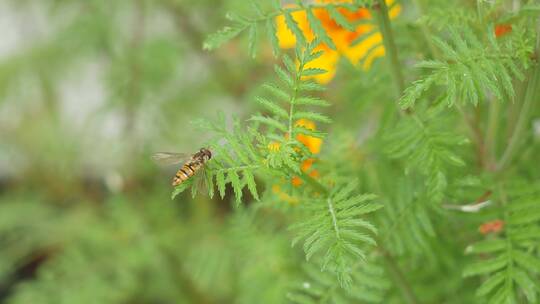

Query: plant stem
[457,104,485,167]
[411,0,493,169]
[373,0,406,95]
[327,197,341,239]
[289,63,302,139]
[484,98,500,170]
[497,19,540,171]
[295,169,329,195]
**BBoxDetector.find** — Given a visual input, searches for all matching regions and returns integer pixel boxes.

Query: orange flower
[494,24,512,38]
[479,219,504,235]
[291,162,320,186]
[295,119,322,154]
[292,119,322,187]
[275,0,401,83]
[269,119,323,196]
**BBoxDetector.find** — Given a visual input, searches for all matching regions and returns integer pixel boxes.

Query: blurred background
[0,0,400,303]
[0,1,300,303]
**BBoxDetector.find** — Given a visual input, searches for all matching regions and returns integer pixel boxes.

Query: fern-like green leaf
[203,26,245,51]
[378,178,437,256]
[288,257,390,303]
[305,7,336,50]
[400,27,526,108]
[283,9,306,46]
[464,181,540,303]
[290,179,381,288]
[327,4,356,31]
[385,115,467,203]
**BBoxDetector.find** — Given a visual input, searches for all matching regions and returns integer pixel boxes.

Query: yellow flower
[268,141,281,151]
[275,0,401,83]
[272,184,300,204]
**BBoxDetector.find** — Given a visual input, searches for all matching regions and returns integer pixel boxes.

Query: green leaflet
[400,26,526,109]
[385,115,467,204]
[464,181,540,303]
[203,26,246,51]
[290,179,381,288]
[289,258,390,303]
[187,41,331,206]
[203,1,371,58]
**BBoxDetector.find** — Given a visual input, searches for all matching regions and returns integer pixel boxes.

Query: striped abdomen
[172,160,204,186]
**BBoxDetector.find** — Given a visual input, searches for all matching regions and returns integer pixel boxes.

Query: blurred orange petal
[293,159,319,187]
[295,119,316,130]
[479,223,491,234]
[362,45,385,70]
[342,32,383,64]
[389,3,402,18]
[490,220,504,233]
[301,158,315,171]
[295,119,323,154]
[275,10,313,49]
[292,176,303,187]
[479,219,505,235]
[274,0,401,83]
[272,184,300,204]
[303,46,338,84]
[495,24,512,37]
[309,169,320,179]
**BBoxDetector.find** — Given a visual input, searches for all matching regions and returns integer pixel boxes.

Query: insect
[151,148,212,187]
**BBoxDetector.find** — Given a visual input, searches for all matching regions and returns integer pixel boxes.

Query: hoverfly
[151,148,212,189]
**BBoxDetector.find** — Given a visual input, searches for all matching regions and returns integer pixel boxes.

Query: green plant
[1,0,540,303]
[193,0,540,302]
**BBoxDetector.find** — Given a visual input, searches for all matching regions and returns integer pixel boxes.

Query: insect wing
[192,168,209,197]
[151,152,192,166]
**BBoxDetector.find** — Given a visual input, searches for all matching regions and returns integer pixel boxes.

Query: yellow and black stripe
[171,148,212,187]
[172,161,202,186]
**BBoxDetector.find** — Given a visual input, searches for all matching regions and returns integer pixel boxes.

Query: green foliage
[0,199,83,282]
[190,41,383,287]
[385,112,468,203]
[182,211,299,304]
[0,196,192,304]
[203,0,374,57]
[288,257,390,304]
[500,4,540,24]
[290,180,381,287]
[180,41,331,205]
[191,113,263,205]
[377,178,437,256]
[400,27,526,109]
[464,182,540,303]
[1,0,540,303]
